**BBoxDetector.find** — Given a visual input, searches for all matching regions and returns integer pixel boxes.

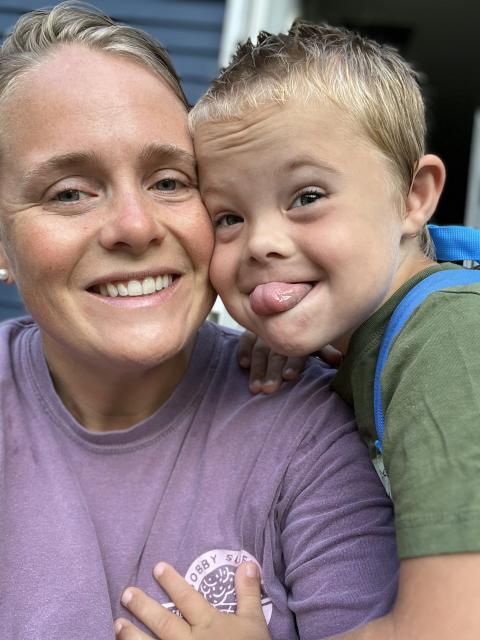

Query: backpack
[371,224,480,495]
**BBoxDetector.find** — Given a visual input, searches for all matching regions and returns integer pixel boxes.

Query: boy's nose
[99,192,166,255]
[246,215,296,264]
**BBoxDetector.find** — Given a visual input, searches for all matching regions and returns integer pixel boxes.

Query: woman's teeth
[98,275,173,298]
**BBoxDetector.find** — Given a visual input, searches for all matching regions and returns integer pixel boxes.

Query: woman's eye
[291,190,325,209]
[153,178,182,192]
[53,188,85,203]
[215,213,243,228]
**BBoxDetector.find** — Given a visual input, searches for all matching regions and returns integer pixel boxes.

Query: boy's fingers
[239,328,307,391]
[317,344,343,367]
[234,562,265,620]
[237,330,257,368]
[153,562,215,628]
[119,587,190,640]
[260,352,288,393]
[281,355,307,381]
[239,332,293,394]
[259,352,307,394]
[114,617,154,639]
[248,341,270,393]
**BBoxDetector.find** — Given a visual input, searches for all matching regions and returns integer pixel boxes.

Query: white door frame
[465,108,480,228]
[219,0,301,67]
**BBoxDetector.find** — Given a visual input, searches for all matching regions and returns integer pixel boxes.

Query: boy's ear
[403,154,446,236]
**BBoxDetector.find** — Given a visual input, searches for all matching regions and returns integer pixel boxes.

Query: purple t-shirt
[0,318,398,639]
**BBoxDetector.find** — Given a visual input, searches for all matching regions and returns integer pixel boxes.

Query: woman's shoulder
[199,321,356,442]
[0,314,36,343]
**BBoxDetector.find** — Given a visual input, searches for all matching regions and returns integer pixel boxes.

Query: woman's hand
[114,561,271,640]
[238,330,306,394]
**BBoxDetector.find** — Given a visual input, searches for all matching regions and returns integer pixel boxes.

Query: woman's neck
[42,337,195,432]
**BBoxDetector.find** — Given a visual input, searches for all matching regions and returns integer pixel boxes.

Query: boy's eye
[215,213,243,228]
[290,189,325,209]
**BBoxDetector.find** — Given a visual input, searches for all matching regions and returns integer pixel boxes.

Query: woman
[0,4,398,639]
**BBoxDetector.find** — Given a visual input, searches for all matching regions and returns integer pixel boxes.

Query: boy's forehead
[194,98,366,164]
[194,102,288,148]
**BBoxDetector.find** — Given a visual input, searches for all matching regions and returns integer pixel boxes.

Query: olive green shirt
[332,263,480,558]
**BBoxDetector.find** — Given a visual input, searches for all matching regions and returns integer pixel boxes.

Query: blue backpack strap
[373,268,480,453]
[428,224,480,262]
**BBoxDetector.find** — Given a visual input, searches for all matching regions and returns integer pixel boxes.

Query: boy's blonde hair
[0,1,188,108]
[190,21,433,255]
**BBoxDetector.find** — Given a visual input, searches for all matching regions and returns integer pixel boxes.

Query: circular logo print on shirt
[197,563,236,611]
[164,549,272,624]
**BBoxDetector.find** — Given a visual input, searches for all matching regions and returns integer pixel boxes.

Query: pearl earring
[0,268,9,282]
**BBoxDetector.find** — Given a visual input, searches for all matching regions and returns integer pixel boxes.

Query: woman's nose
[99,192,165,255]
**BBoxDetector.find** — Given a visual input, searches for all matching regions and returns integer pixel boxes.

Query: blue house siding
[0,0,225,319]
[0,285,24,322]
[0,0,224,103]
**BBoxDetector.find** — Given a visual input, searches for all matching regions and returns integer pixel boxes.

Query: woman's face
[0,45,215,372]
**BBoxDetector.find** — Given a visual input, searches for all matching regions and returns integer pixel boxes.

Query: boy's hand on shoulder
[238,330,307,393]
[237,329,343,394]
[115,561,271,640]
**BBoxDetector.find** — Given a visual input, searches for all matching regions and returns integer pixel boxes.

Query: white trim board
[465,108,480,227]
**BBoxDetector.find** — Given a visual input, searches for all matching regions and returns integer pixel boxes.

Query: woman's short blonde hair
[0,1,188,107]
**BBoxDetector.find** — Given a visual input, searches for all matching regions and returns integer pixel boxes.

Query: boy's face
[195,100,427,355]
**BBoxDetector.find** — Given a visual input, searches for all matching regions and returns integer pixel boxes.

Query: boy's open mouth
[249,281,314,315]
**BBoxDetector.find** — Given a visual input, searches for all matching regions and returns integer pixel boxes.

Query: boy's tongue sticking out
[249,282,313,315]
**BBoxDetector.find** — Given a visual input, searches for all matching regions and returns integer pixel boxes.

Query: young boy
[115,22,480,640]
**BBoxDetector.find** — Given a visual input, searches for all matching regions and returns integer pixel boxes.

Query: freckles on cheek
[14,226,73,280]
[16,248,60,284]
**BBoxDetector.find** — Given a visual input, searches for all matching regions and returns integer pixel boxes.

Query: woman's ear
[0,242,14,284]
[402,154,446,236]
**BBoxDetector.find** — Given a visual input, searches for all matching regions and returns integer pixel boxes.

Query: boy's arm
[331,554,480,639]
[348,289,480,640]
